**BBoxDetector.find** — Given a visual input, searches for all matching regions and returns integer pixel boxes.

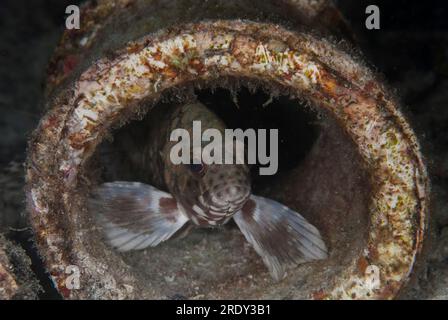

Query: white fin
[233,195,328,281]
[88,181,189,251]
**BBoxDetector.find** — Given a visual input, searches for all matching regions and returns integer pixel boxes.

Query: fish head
[177,161,251,225]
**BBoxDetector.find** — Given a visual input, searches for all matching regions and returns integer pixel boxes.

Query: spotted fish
[88,102,328,281]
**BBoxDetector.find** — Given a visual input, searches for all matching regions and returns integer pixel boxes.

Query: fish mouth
[210,201,246,215]
[198,189,249,216]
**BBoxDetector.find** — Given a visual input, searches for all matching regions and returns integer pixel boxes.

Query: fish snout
[207,180,251,214]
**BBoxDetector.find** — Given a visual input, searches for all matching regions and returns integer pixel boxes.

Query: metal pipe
[26,0,429,299]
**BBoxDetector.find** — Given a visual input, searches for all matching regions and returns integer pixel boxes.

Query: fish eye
[188,163,205,174]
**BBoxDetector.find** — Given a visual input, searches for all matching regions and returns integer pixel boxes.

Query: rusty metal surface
[0,234,41,300]
[45,0,352,96]
[25,8,429,299]
[0,245,19,299]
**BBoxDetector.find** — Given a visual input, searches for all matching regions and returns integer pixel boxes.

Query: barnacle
[24,0,429,299]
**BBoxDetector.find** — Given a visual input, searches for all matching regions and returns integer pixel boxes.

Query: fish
[88,101,328,281]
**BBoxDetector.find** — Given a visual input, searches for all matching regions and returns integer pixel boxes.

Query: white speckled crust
[26,20,429,299]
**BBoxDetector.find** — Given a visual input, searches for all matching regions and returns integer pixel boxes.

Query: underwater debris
[25,0,429,299]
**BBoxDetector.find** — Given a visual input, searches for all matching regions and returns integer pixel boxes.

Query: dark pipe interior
[97,85,320,189]
[196,86,319,189]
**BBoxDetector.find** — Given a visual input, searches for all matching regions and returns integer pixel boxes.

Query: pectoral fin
[233,195,328,281]
[88,181,189,251]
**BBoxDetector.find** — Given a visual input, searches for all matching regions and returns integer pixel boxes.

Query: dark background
[0,0,447,299]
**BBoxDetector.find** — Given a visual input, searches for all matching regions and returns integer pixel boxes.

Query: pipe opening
[85,80,371,299]
[25,17,429,299]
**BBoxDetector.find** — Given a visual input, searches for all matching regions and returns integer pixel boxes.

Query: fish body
[89,102,328,281]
